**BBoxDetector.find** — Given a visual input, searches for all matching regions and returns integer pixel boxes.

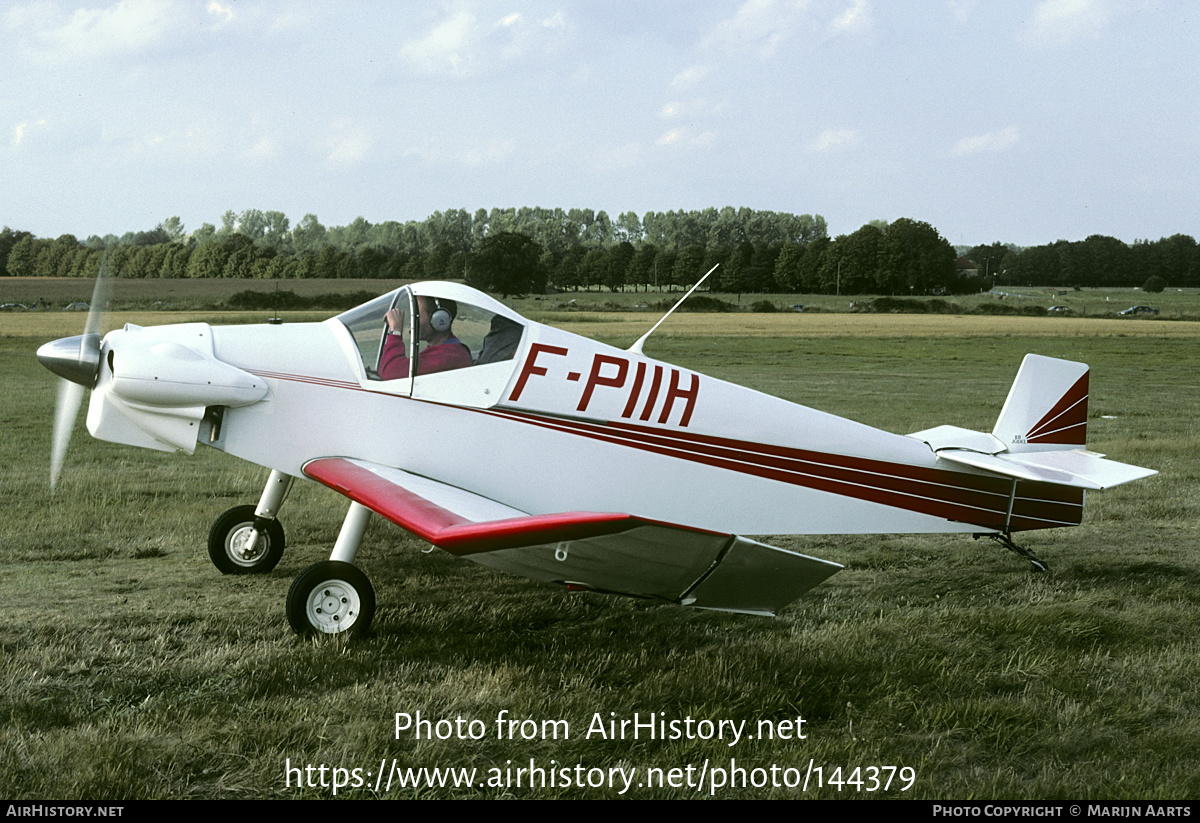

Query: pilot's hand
[385,308,403,333]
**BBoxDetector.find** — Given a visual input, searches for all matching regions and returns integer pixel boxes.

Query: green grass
[2,310,1198,799]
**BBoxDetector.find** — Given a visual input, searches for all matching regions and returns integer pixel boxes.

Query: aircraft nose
[37,334,102,387]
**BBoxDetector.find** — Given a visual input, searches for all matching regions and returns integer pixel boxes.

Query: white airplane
[37,279,1156,636]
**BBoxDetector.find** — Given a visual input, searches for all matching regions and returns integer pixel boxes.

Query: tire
[287,561,375,636]
[208,505,285,575]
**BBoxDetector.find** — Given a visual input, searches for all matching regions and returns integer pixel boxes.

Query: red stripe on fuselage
[261,371,1083,532]
[480,408,1083,531]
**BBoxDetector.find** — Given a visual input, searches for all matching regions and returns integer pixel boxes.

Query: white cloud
[952,126,1020,156]
[828,0,874,37]
[1024,0,1110,46]
[702,0,811,59]
[656,129,682,147]
[398,7,569,77]
[399,10,478,76]
[806,128,860,152]
[655,127,717,149]
[460,139,515,168]
[241,136,276,162]
[205,1,233,25]
[658,98,721,121]
[670,64,709,91]
[326,124,373,165]
[7,0,188,63]
[11,119,46,146]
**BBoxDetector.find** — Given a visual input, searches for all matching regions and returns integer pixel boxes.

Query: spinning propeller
[37,263,110,490]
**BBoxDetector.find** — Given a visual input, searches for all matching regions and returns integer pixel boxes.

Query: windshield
[336,286,525,382]
[336,287,411,380]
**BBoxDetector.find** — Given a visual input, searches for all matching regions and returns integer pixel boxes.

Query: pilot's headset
[427,298,456,333]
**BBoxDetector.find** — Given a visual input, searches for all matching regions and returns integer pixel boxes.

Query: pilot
[379,296,473,379]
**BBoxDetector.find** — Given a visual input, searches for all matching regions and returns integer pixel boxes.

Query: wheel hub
[228,524,267,564]
[306,580,361,633]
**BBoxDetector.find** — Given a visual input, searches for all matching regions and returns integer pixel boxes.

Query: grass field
[2,294,1198,799]
[5,275,1199,319]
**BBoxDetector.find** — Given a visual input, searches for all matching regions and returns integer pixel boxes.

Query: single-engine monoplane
[37,279,1156,635]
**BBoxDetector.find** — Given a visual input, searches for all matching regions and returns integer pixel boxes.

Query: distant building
[955,256,979,278]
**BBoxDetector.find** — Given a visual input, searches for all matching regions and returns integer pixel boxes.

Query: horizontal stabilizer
[303,457,842,615]
[936,448,1156,490]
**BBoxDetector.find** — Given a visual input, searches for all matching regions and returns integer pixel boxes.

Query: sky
[2,0,1196,248]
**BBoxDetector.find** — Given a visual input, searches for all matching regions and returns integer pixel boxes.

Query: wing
[303,457,842,616]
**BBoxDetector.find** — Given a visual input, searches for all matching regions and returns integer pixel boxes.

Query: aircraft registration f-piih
[37,280,1156,636]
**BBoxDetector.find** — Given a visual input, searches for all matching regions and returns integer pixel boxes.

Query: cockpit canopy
[335,282,526,384]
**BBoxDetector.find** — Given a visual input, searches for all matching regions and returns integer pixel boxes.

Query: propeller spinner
[38,266,109,490]
[36,333,102,387]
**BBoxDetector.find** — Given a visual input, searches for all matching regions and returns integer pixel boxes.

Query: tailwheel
[987,532,1049,572]
[287,561,375,636]
[208,505,285,574]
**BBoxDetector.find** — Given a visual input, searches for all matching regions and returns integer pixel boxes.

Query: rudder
[992,354,1089,453]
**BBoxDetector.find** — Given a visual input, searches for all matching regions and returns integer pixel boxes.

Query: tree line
[1,207,830,293]
[966,234,1200,290]
[4,209,1197,295]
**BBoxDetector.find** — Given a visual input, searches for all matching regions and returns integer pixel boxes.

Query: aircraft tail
[909,354,1155,492]
[992,354,1089,453]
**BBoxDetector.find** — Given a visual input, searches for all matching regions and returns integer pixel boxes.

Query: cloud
[806,128,861,152]
[951,126,1020,156]
[658,98,721,121]
[702,0,811,59]
[1024,0,1110,46]
[398,7,569,77]
[205,1,233,25]
[828,0,874,38]
[11,118,47,146]
[326,123,373,165]
[670,64,709,91]
[241,136,276,162]
[399,10,478,76]
[7,0,188,63]
[460,139,516,168]
[655,127,717,149]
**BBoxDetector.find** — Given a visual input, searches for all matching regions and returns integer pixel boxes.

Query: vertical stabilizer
[992,354,1089,453]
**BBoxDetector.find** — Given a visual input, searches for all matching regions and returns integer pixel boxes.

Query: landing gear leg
[208,470,294,574]
[986,532,1049,572]
[287,502,375,635]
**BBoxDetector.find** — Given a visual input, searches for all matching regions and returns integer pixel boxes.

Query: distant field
[2,303,1197,799]
[7,308,1200,346]
[4,276,1198,320]
[6,275,1200,345]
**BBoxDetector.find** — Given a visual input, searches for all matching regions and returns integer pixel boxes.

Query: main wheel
[287,561,375,636]
[208,505,285,575]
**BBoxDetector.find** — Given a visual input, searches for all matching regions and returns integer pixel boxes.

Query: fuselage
[202,322,1072,537]
[80,283,1084,539]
